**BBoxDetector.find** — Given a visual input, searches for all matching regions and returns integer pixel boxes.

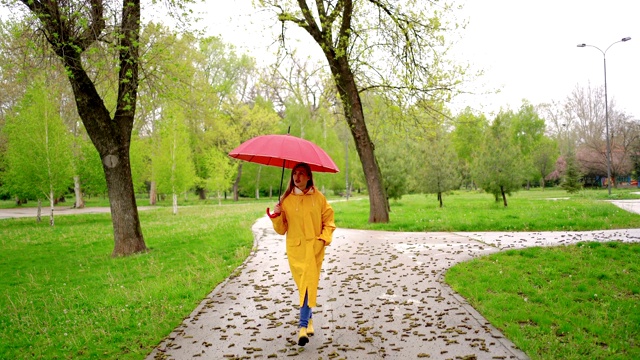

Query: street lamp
[577,37,631,195]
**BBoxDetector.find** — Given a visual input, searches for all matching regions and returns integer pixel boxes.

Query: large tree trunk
[330,59,389,223]
[103,149,146,255]
[197,188,206,200]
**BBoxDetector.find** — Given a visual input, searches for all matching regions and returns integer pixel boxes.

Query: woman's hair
[280,162,313,202]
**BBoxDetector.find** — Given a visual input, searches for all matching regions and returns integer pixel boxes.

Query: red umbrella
[229,134,339,216]
[229,134,339,173]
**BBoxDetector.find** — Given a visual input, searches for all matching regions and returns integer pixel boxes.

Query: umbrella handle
[266,207,280,218]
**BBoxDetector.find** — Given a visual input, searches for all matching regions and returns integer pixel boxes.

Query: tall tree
[452,108,488,189]
[187,35,258,200]
[472,113,523,207]
[154,103,196,215]
[205,147,237,205]
[362,91,408,203]
[530,137,558,189]
[15,0,148,255]
[511,101,546,189]
[420,129,460,208]
[2,79,74,225]
[561,150,582,194]
[563,83,631,186]
[260,0,466,223]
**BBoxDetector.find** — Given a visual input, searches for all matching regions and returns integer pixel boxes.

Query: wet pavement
[146,202,640,360]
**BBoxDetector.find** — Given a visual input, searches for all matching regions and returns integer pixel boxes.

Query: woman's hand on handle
[267,203,281,218]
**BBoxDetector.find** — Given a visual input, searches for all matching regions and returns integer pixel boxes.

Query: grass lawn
[332,188,640,231]
[445,242,640,360]
[1,187,638,359]
[0,203,265,359]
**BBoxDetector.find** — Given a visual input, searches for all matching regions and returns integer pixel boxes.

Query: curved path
[147,209,640,360]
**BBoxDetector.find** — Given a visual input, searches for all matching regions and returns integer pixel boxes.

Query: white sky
[2,1,637,119]
[450,0,639,119]
[196,0,639,120]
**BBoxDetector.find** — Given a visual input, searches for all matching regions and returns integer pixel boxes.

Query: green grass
[332,189,640,231]
[445,242,640,360]
[0,204,264,359]
[1,187,639,359]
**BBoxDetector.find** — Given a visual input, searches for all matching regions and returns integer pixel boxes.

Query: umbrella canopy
[228,134,339,173]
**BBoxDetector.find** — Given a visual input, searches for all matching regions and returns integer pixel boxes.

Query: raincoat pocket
[286,237,301,247]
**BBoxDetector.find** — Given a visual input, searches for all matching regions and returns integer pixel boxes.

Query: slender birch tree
[154,103,196,215]
[3,79,73,225]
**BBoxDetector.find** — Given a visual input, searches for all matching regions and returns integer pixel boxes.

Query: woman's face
[292,167,310,190]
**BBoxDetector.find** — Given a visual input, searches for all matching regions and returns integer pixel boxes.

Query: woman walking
[269,162,336,346]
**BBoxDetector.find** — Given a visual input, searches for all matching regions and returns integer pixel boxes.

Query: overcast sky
[2,1,637,119]
[197,0,639,120]
[450,0,639,118]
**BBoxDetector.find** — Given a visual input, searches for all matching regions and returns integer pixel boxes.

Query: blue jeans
[299,291,312,328]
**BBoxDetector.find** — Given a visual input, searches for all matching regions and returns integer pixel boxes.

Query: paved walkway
[0,205,154,220]
[146,201,640,360]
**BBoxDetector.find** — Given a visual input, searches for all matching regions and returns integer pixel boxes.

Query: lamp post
[577,37,631,195]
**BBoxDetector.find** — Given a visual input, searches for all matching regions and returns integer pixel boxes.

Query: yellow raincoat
[271,186,335,307]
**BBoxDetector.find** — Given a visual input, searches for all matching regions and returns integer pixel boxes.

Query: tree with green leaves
[361,91,408,204]
[2,79,74,225]
[205,147,237,205]
[229,98,280,200]
[561,150,582,193]
[13,0,150,255]
[530,137,558,190]
[421,130,460,208]
[75,135,108,197]
[510,101,546,189]
[129,134,151,195]
[259,0,467,223]
[452,108,488,190]
[472,112,523,207]
[154,102,196,215]
[377,144,410,204]
[136,24,202,204]
[184,35,258,200]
